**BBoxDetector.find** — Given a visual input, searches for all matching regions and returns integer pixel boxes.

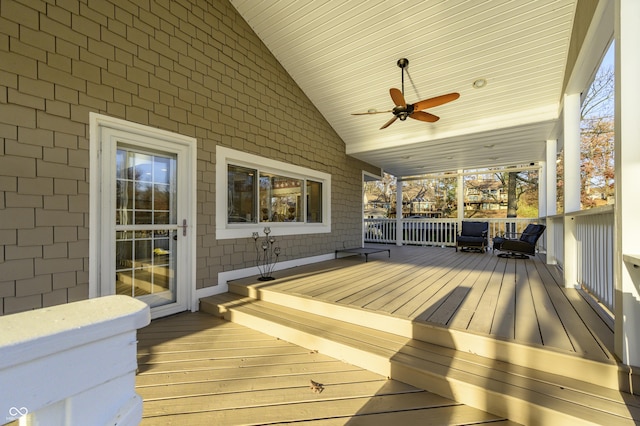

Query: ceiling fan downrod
[396,58,409,119]
[397,58,409,95]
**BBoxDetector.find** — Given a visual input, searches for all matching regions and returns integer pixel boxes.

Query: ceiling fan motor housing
[393,103,413,120]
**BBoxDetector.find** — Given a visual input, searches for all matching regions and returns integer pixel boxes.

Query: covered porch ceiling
[230,0,579,177]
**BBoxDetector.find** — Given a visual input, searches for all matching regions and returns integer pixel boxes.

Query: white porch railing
[544,215,565,268]
[541,207,614,313]
[364,217,538,248]
[573,206,615,312]
[0,295,150,426]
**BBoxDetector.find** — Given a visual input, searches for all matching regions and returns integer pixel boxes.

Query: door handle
[178,219,187,236]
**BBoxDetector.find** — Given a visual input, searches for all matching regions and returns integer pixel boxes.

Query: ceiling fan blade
[389,88,406,107]
[413,92,460,111]
[351,109,393,115]
[380,116,398,129]
[410,111,440,123]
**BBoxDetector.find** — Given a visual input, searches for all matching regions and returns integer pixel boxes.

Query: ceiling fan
[352,58,460,129]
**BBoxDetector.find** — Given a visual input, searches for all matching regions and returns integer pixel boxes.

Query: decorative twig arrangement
[252,227,281,281]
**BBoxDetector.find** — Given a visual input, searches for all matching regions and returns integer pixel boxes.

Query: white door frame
[89,113,197,319]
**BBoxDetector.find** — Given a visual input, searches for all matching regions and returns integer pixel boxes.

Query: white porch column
[396,179,403,246]
[539,161,547,218]
[614,0,640,367]
[457,170,464,223]
[563,93,581,288]
[545,139,558,264]
[545,139,558,216]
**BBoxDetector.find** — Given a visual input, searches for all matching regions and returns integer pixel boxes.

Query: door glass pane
[116,149,177,226]
[115,230,176,304]
[115,147,178,308]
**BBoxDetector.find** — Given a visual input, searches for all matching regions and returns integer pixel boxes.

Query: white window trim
[216,146,331,239]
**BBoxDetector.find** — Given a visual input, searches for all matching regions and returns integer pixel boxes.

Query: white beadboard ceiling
[230,0,577,177]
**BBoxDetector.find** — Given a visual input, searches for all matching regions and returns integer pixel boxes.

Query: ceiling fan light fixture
[473,78,487,89]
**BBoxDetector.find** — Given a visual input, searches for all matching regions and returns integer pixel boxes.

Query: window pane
[307,180,322,223]
[228,165,256,223]
[260,173,302,222]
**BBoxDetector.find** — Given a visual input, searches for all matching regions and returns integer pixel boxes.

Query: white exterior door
[90,114,196,319]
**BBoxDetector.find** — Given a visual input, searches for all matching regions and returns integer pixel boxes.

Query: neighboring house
[464,179,507,211]
[0,0,379,318]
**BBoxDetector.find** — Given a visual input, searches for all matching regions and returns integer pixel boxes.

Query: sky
[602,41,614,70]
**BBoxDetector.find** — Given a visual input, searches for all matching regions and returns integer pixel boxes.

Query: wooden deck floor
[238,244,615,363]
[136,311,518,425]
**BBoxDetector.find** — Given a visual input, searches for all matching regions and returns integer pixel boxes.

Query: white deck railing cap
[0,295,150,369]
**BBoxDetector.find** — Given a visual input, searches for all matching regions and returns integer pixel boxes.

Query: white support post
[614,0,640,368]
[539,160,547,220]
[563,93,581,288]
[457,171,464,224]
[545,139,558,216]
[396,180,403,246]
[545,139,558,263]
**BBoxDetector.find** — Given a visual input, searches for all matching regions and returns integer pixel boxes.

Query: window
[228,165,256,223]
[306,180,322,223]
[217,146,331,239]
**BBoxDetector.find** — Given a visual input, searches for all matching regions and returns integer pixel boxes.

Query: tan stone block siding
[0,0,379,315]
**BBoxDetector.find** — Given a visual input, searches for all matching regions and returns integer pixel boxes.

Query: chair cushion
[457,236,485,244]
[519,224,545,244]
[461,221,488,237]
[501,239,536,255]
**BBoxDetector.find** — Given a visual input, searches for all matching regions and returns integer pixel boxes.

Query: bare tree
[581,66,614,120]
[580,64,614,208]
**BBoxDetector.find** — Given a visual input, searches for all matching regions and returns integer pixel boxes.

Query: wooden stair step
[200,293,640,426]
[225,280,622,391]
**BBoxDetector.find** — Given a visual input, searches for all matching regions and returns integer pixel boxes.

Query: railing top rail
[0,295,149,369]
[364,217,538,222]
[540,205,614,220]
[565,205,614,218]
